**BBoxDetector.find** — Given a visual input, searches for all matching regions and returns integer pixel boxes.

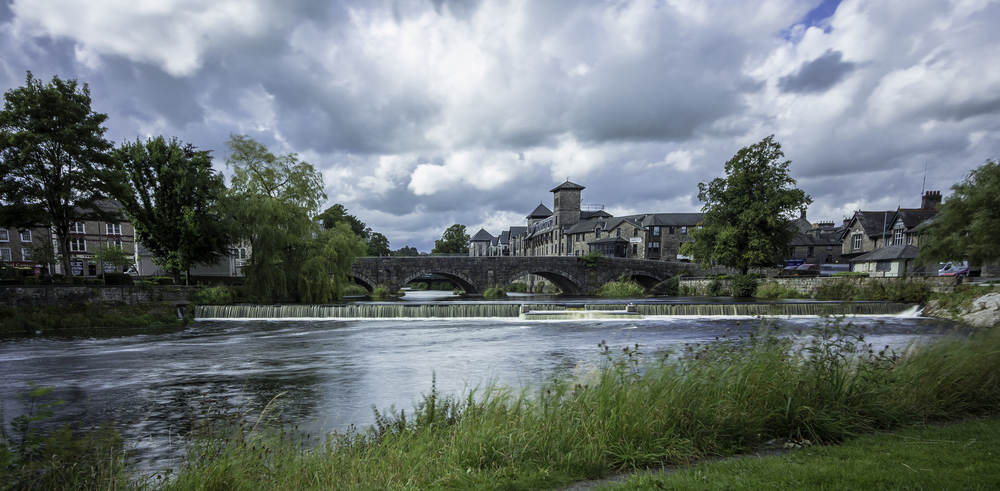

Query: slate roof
[850,245,919,263]
[625,213,704,227]
[891,209,939,230]
[580,210,613,220]
[526,203,552,219]
[498,231,510,245]
[470,228,494,242]
[588,236,630,245]
[508,226,527,237]
[550,180,585,192]
[849,211,896,239]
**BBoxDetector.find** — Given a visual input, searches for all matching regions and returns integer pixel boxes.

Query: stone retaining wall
[679,276,960,297]
[0,285,194,308]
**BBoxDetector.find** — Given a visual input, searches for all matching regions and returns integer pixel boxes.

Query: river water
[0,291,963,466]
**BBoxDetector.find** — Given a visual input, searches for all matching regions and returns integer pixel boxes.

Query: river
[0,291,962,466]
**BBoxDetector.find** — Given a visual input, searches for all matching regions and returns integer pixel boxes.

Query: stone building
[478,180,703,261]
[841,191,941,262]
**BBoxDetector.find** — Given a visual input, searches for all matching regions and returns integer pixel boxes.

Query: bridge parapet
[352,256,698,294]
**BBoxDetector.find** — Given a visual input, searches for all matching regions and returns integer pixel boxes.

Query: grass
[928,284,1000,318]
[601,416,1000,490]
[142,316,1000,490]
[754,281,804,299]
[0,302,186,334]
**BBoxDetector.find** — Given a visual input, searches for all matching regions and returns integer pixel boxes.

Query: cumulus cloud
[1,0,998,252]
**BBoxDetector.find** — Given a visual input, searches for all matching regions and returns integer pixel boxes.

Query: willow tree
[298,222,367,303]
[0,72,116,277]
[225,134,336,302]
[681,135,811,281]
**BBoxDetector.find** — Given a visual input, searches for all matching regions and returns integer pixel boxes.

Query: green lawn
[601,416,1000,490]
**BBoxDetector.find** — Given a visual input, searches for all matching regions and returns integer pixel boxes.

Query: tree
[26,241,60,276]
[0,72,116,277]
[392,245,420,256]
[225,134,330,302]
[298,222,367,303]
[680,135,812,276]
[318,204,370,240]
[367,232,391,256]
[111,136,232,283]
[432,224,470,254]
[917,159,1000,267]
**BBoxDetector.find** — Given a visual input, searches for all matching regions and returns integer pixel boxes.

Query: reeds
[151,316,1000,491]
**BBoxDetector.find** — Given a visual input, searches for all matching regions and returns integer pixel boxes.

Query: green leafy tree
[432,224,470,254]
[318,204,370,240]
[392,245,420,256]
[298,222,367,303]
[0,72,116,277]
[680,135,812,275]
[367,232,391,256]
[917,159,1000,267]
[111,136,232,283]
[26,241,60,275]
[98,242,134,273]
[225,134,327,302]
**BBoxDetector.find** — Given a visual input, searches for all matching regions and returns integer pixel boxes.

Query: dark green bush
[100,272,134,285]
[483,287,507,299]
[815,280,859,301]
[504,282,528,293]
[730,274,758,298]
[191,285,237,305]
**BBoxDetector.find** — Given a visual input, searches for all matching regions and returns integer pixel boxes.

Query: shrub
[706,278,729,297]
[730,274,758,298]
[370,287,391,300]
[191,285,237,305]
[21,276,41,285]
[101,272,134,285]
[815,279,859,301]
[483,287,507,299]
[580,251,608,268]
[408,282,428,290]
[341,283,369,296]
[596,276,645,298]
[504,282,528,293]
[755,282,804,299]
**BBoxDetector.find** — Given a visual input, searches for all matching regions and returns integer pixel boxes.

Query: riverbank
[0,302,189,334]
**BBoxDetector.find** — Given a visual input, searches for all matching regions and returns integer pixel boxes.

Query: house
[469,229,494,257]
[788,220,847,265]
[849,244,920,277]
[841,191,941,261]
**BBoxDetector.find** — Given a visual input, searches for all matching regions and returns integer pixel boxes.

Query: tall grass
[146,316,1000,491]
[596,276,645,298]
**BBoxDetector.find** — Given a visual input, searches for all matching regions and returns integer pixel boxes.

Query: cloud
[778,50,856,93]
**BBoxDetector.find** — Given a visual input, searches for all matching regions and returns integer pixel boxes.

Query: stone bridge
[351,256,699,295]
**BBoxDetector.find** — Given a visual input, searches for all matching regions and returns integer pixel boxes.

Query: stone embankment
[925,292,1000,328]
[679,276,959,297]
[0,285,193,308]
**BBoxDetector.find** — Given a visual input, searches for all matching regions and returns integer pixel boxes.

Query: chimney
[922,190,942,210]
[800,208,807,220]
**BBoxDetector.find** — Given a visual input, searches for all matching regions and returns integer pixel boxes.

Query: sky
[2,0,999,252]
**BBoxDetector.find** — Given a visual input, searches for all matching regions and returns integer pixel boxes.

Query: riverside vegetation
[0,302,187,334]
[6,314,1000,490]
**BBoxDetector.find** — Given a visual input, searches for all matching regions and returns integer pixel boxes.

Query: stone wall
[0,285,194,308]
[679,275,960,297]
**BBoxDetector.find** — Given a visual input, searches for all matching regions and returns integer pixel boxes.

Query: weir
[194,302,915,319]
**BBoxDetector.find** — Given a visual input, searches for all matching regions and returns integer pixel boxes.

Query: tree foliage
[318,204,391,256]
[917,159,1000,266]
[392,245,420,256]
[225,134,360,303]
[680,135,812,275]
[432,224,470,254]
[111,136,232,282]
[0,72,115,277]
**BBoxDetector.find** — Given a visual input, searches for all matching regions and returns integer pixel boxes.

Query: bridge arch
[351,273,377,292]
[399,269,480,294]
[618,270,668,291]
[501,269,586,295]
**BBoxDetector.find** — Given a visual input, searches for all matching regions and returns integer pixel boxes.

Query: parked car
[819,264,850,276]
[791,263,821,276]
[939,261,970,276]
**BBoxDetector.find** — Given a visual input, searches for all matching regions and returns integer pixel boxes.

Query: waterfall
[194,301,915,319]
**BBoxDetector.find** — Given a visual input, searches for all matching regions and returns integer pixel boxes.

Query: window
[668,226,675,234]
[647,241,660,249]
[827,246,833,251]
[907,234,913,245]
[680,226,688,234]
[853,234,862,250]
[652,226,660,236]
[0,229,7,241]
[876,261,891,272]
[0,248,10,261]
[107,238,123,248]
[616,228,621,237]
[595,229,601,239]
[106,223,122,235]
[70,222,85,234]
[20,230,31,242]
[632,244,637,255]
[70,237,86,252]
[807,247,814,257]
[633,228,639,237]
[22,248,31,260]
[789,247,795,256]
